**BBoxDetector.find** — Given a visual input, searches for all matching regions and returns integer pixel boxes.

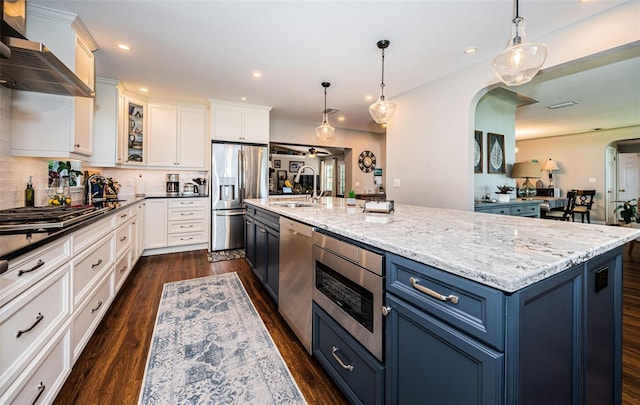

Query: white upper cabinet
[209,99,271,144]
[147,103,207,168]
[90,78,125,167]
[10,4,97,160]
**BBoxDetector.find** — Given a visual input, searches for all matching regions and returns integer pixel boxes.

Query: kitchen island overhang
[245,197,639,293]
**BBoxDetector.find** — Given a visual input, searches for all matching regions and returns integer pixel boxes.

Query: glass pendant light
[316,82,335,141]
[369,39,396,125]
[493,0,548,86]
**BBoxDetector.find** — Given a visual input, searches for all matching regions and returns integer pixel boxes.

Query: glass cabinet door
[126,99,145,164]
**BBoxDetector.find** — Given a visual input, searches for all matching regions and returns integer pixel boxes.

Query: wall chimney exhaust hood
[0,37,94,97]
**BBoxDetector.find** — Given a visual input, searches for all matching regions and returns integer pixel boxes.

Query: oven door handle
[409,277,459,304]
[331,346,354,372]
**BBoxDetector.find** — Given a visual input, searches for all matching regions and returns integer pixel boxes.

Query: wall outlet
[589,177,597,183]
[393,178,401,187]
[355,181,360,187]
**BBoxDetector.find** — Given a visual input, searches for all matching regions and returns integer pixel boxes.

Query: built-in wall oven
[312,230,385,361]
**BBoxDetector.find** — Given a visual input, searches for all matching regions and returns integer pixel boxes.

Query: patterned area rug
[139,273,307,404]
[207,249,245,263]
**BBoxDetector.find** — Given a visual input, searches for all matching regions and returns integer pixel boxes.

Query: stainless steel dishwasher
[278,217,313,354]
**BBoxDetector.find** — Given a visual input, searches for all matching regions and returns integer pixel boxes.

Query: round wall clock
[358,150,377,173]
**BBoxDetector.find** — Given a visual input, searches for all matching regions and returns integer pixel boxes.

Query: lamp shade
[542,159,559,171]
[511,161,541,179]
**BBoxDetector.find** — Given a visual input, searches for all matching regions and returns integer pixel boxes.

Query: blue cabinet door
[264,224,279,302]
[244,215,256,270]
[386,293,504,405]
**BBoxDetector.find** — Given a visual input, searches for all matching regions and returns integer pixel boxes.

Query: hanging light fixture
[492,0,548,86]
[369,39,396,125]
[316,82,335,140]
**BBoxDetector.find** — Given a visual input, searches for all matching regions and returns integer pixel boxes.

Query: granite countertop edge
[246,197,640,293]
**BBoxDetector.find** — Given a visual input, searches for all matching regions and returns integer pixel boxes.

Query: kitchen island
[245,196,639,404]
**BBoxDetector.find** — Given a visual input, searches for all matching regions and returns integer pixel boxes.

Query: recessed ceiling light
[365,95,373,101]
[464,47,478,54]
[139,87,148,92]
[240,97,247,101]
[252,71,262,78]
[117,43,130,51]
[547,100,578,109]
[338,116,345,122]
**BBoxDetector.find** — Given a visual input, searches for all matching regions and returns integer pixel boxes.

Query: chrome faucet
[294,165,319,202]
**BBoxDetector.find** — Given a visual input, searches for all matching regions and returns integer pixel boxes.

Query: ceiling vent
[547,100,578,109]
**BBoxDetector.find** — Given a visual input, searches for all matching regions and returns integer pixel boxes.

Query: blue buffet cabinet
[385,249,622,404]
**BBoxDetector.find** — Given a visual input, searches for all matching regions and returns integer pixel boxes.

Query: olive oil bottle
[25,176,34,207]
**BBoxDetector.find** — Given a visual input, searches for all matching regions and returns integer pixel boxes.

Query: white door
[605,147,617,224]
[616,153,640,220]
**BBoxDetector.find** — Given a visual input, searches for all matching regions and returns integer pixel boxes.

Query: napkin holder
[363,200,394,213]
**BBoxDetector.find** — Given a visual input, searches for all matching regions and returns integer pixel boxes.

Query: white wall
[386,1,640,211]
[474,93,517,200]
[516,126,640,223]
[270,118,385,195]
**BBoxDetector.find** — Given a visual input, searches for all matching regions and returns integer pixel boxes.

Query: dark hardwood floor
[54,245,640,404]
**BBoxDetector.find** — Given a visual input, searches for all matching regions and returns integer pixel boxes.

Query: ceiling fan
[307,147,328,158]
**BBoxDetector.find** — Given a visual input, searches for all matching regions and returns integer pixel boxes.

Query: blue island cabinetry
[244,206,279,302]
[385,249,622,404]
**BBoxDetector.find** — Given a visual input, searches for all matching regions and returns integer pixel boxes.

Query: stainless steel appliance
[0,205,110,232]
[312,230,385,361]
[166,174,179,196]
[210,141,268,251]
[279,218,313,354]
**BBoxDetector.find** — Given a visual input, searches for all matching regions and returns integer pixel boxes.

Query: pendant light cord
[380,48,386,99]
[323,87,327,114]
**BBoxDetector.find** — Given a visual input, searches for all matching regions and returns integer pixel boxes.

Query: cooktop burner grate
[0,206,109,231]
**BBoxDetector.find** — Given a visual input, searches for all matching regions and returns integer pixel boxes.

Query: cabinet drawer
[1,329,70,405]
[72,234,114,306]
[115,207,134,228]
[168,198,206,209]
[168,219,206,234]
[2,236,71,305]
[312,304,384,405]
[490,206,509,215]
[72,215,115,253]
[167,207,206,221]
[115,222,131,258]
[386,253,505,350]
[72,272,113,360]
[167,231,206,246]
[523,203,540,216]
[114,251,131,292]
[0,265,70,392]
[510,205,527,216]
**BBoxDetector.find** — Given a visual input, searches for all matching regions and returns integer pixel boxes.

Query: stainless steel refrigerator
[210,141,268,251]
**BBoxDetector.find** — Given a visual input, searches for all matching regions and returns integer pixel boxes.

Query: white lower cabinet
[0,202,144,403]
[144,198,208,254]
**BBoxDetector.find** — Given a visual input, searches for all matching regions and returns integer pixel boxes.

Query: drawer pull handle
[18,259,45,276]
[181,201,194,205]
[180,237,194,241]
[120,265,127,273]
[409,277,459,305]
[180,212,194,216]
[91,300,103,314]
[91,259,103,269]
[180,225,194,228]
[17,313,44,338]
[331,346,354,372]
[120,236,127,242]
[33,382,46,405]
[120,213,127,218]
[259,227,266,233]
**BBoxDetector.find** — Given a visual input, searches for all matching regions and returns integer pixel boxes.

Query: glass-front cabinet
[125,97,146,164]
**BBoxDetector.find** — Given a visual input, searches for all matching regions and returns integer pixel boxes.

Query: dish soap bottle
[25,176,34,207]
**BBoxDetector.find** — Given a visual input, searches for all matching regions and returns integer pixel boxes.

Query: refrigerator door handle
[215,211,245,216]
[238,149,244,203]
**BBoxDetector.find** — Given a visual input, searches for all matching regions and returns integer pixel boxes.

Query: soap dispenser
[25,176,34,207]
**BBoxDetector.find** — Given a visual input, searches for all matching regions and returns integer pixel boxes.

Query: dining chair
[571,189,596,223]
[545,191,577,221]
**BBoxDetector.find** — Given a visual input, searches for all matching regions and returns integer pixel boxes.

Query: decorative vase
[497,194,510,202]
[347,197,357,206]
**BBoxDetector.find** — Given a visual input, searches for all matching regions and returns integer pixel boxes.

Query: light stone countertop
[245,197,640,293]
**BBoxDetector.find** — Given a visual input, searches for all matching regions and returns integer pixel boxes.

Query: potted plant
[615,198,638,224]
[496,185,514,202]
[347,190,357,206]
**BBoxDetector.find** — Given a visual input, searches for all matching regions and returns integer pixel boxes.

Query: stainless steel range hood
[0,36,94,98]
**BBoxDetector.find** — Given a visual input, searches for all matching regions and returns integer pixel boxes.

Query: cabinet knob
[74,143,80,148]
[381,306,392,316]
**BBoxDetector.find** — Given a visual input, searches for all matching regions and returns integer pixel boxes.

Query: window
[338,162,346,195]
[324,163,334,193]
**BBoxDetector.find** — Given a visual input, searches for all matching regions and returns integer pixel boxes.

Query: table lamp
[542,159,559,187]
[512,161,541,200]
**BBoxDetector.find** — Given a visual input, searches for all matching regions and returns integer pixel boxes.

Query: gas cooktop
[0,205,110,232]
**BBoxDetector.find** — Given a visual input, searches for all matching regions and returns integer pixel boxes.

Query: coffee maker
[166,174,179,196]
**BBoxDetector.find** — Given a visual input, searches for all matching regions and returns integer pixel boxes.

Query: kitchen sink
[270,201,320,208]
